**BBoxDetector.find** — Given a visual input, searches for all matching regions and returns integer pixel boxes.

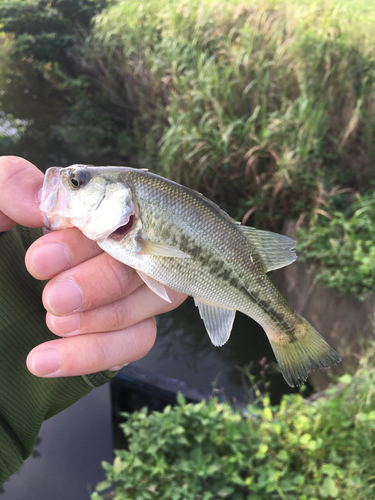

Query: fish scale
[40,165,341,387]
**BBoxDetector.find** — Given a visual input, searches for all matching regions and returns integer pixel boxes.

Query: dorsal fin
[239,226,297,272]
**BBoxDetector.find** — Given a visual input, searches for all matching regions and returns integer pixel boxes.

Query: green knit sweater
[0,226,116,484]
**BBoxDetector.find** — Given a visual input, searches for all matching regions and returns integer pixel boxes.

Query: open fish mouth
[107,214,135,242]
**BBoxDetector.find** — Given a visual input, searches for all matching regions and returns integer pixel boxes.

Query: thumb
[0,156,44,231]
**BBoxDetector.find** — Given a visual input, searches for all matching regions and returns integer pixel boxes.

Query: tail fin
[268,313,341,387]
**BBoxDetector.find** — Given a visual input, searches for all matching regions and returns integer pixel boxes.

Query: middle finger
[46,283,187,336]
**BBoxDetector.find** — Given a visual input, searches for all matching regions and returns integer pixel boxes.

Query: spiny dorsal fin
[194,299,236,346]
[239,226,297,272]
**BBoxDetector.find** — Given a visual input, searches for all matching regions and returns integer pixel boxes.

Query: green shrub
[93,346,375,500]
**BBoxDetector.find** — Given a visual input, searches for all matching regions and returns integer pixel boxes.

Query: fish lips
[40,167,74,231]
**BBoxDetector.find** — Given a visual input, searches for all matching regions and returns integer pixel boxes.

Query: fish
[40,164,341,387]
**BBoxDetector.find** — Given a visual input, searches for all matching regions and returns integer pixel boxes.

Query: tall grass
[74,0,375,230]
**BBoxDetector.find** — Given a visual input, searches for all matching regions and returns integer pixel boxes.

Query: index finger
[25,227,103,280]
[0,156,44,230]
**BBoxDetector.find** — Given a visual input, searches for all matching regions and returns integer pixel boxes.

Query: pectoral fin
[136,270,172,303]
[137,237,190,258]
[239,226,297,272]
[194,299,236,346]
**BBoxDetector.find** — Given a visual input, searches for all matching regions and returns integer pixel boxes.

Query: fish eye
[68,169,87,190]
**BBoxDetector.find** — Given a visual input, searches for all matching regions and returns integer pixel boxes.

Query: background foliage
[298,190,375,299]
[2,3,375,495]
[92,344,375,499]
[0,0,107,68]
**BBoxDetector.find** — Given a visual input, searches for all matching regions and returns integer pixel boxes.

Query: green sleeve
[0,226,117,484]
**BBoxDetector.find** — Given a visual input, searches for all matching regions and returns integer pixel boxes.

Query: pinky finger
[26,317,157,378]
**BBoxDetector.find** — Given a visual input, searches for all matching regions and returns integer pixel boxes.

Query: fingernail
[108,363,129,372]
[49,313,80,335]
[46,279,83,315]
[30,348,61,376]
[29,243,71,279]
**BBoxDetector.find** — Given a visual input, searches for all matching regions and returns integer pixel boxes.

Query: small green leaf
[306,440,318,451]
[299,433,311,445]
[90,493,103,500]
[321,464,338,477]
[277,449,289,462]
[338,374,352,385]
[176,392,186,405]
[263,407,273,421]
[172,425,185,435]
[321,477,339,498]
[257,443,268,456]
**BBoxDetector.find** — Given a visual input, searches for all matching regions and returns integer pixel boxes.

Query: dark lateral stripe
[159,223,293,334]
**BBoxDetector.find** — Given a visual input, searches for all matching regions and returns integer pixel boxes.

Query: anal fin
[194,299,236,346]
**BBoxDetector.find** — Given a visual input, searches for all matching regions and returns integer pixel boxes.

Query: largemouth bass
[40,165,341,387]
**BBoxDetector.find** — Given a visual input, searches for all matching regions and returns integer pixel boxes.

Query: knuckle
[104,301,129,331]
[85,335,109,372]
[97,254,132,299]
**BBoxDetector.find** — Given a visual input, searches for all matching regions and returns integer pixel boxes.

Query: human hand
[0,156,186,378]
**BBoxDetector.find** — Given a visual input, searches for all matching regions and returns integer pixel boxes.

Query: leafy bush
[297,190,375,299]
[93,346,375,500]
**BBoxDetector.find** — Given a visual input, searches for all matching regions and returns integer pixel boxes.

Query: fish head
[40,165,136,242]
